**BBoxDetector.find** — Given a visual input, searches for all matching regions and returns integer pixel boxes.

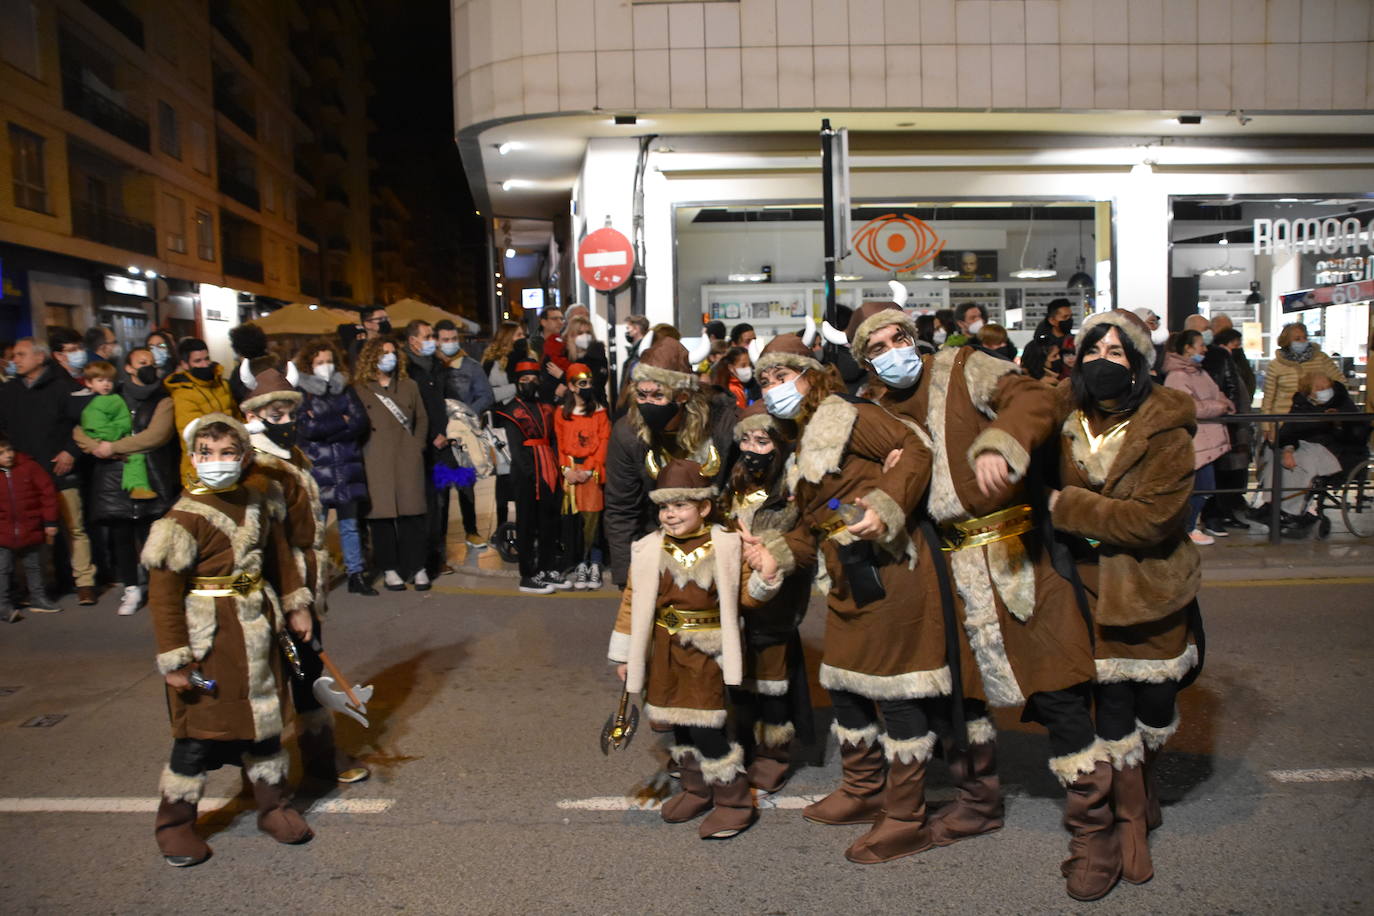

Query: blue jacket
[442,352,495,416]
[296,370,369,508]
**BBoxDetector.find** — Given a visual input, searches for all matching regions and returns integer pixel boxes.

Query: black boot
[347,572,378,596]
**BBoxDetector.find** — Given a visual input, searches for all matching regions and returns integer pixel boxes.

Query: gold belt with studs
[940,504,1034,552]
[656,606,721,635]
[189,572,263,597]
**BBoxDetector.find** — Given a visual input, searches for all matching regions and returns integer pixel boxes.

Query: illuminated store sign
[1252,217,1372,255]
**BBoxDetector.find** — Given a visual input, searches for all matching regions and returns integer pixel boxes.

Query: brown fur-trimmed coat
[246,436,329,618]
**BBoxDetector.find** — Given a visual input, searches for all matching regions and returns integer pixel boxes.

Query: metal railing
[218,170,260,210]
[210,8,253,63]
[70,200,156,255]
[223,254,263,282]
[60,69,150,151]
[1195,411,1374,544]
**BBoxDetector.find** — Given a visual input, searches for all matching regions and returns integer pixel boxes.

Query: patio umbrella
[251,303,357,336]
[388,297,480,333]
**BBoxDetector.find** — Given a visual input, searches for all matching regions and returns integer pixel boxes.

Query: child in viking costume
[607,459,772,840]
[492,359,564,594]
[554,362,610,590]
[1051,310,1204,889]
[143,413,313,867]
[720,401,813,793]
[239,357,369,786]
[843,296,1105,899]
[745,334,947,866]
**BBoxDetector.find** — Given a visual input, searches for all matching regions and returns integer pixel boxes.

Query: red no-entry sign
[578,227,634,291]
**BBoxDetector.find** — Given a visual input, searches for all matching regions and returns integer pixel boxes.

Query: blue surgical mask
[65,350,89,371]
[419,339,437,357]
[1201,329,1214,346]
[1189,352,1205,364]
[151,344,169,367]
[378,353,398,373]
[439,341,461,357]
[763,377,804,419]
[3,361,16,378]
[871,345,923,389]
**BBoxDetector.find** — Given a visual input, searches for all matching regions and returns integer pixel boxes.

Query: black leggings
[495,475,512,527]
[289,619,324,713]
[672,724,731,760]
[829,688,931,741]
[1024,685,1099,759]
[1095,680,1180,741]
[925,696,991,738]
[168,736,281,777]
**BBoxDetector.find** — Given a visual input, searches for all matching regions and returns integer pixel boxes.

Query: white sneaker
[117,585,143,616]
[412,569,431,591]
[383,570,405,590]
[1188,529,1215,546]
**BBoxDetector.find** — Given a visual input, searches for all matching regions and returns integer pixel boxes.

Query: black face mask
[1058,319,1074,335]
[639,401,679,433]
[135,365,160,385]
[516,380,539,400]
[1080,358,1133,402]
[740,449,772,475]
[263,420,298,450]
[189,365,215,382]
[376,319,392,335]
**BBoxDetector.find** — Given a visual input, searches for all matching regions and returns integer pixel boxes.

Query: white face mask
[313,362,335,380]
[574,333,592,350]
[1150,327,1169,346]
[763,377,804,419]
[965,319,985,336]
[933,328,948,346]
[195,459,242,490]
[732,365,753,383]
[1313,387,1334,404]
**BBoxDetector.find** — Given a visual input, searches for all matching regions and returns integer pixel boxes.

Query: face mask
[65,350,89,370]
[516,380,540,400]
[189,365,215,382]
[263,420,298,450]
[966,319,984,336]
[1189,352,1205,364]
[107,344,122,359]
[195,459,242,490]
[1201,329,1214,346]
[1288,339,1311,355]
[1313,388,1335,405]
[1058,319,1074,335]
[376,319,392,335]
[1150,327,1169,346]
[763,378,803,419]
[574,333,592,350]
[135,365,159,385]
[871,345,923,389]
[439,341,461,357]
[732,365,753,383]
[740,449,772,474]
[418,339,437,357]
[4,361,17,378]
[151,345,169,367]
[313,362,335,380]
[1080,358,1133,401]
[638,400,680,432]
[377,353,398,374]
[933,328,948,346]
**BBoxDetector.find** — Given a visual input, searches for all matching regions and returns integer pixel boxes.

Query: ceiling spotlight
[144,269,158,279]
[504,247,517,259]
[834,273,864,282]
[918,267,959,280]
[127,265,139,275]
[308,304,319,310]
[501,179,533,191]
[1010,267,1058,280]
[497,141,522,155]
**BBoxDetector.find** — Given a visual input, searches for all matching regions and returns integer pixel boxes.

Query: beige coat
[1261,347,1344,433]
[359,378,427,519]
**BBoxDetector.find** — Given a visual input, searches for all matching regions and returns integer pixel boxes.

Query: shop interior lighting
[1199,234,1244,277]
[144,269,157,279]
[727,273,769,283]
[1010,210,1057,280]
[505,247,517,259]
[127,265,139,275]
[834,273,864,281]
[1065,219,1094,289]
[1245,281,1264,305]
[497,141,523,155]
[501,179,533,191]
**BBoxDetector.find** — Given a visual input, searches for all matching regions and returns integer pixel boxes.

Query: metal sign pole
[820,119,837,332]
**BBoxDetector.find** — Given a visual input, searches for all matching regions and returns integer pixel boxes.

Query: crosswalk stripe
[1267,767,1374,783]
[0,797,394,814]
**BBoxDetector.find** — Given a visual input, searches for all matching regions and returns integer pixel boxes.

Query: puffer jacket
[1261,345,1344,418]
[0,451,60,549]
[77,380,180,522]
[297,370,369,508]
[1163,350,1232,468]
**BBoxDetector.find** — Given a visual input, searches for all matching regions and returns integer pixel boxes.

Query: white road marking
[0,797,394,814]
[558,794,823,811]
[1267,767,1374,783]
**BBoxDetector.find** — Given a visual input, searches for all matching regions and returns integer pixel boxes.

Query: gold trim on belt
[189,572,263,597]
[656,606,721,635]
[940,504,1033,552]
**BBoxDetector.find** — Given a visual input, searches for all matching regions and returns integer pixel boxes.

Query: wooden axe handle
[317,649,362,708]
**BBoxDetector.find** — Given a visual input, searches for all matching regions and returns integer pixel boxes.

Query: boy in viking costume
[606,459,772,840]
[844,298,1106,899]
[239,357,369,785]
[143,413,313,867]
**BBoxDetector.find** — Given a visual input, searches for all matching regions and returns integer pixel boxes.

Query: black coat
[88,383,180,522]
[405,352,445,450]
[1021,321,1067,380]
[297,372,370,509]
[0,359,84,488]
[1278,382,1369,470]
[1202,344,1244,408]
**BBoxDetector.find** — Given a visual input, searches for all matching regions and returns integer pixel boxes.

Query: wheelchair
[1305,451,1374,539]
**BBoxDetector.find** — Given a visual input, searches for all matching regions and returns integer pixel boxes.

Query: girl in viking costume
[143,413,314,867]
[1050,310,1203,889]
[744,334,947,866]
[239,357,370,786]
[719,402,813,793]
[554,362,611,590]
[606,459,772,840]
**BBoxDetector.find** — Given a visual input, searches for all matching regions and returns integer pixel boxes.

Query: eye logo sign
[852,213,946,273]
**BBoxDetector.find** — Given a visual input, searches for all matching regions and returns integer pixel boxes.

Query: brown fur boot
[930,719,1005,846]
[1105,731,1152,884]
[1057,748,1121,902]
[698,745,756,839]
[747,721,795,794]
[1138,716,1179,831]
[154,767,211,867]
[845,732,937,864]
[244,750,314,844]
[803,723,886,826]
[661,747,713,824]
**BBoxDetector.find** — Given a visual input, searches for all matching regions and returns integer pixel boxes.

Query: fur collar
[296,371,347,396]
[250,432,291,460]
[797,395,858,484]
[1061,384,1197,492]
[960,347,1021,418]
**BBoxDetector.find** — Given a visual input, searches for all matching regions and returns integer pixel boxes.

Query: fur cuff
[755,720,796,748]
[280,586,312,615]
[1102,731,1145,770]
[1048,737,1110,786]
[880,730,938,764]
[1095,644,1198,685]
[832,720,881,748]
[819,663,952,700]
[159,766,207,803]
[607,629,631,664]
[141,518,197,573]
[242,749,290,785]
[645,703,728,728]
[747,569,782,603]
[967,427,1030,482]
[966,716,997,746]
[861,487,908,548]
[759,529,797,577]
[649,485,717,504]
[740,676,789,696]
[699,743,746,785]
[668,744,695,764]
[1137,715,1180,751]
[298,707,333,735]
[156,646,193,675]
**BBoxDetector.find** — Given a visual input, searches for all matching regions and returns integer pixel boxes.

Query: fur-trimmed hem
[1048,737,1110,786]
[668,744,695,764]
[645,703,727,728]
[632,361,698,391]
[861,487,909,550]
[852,310,916,363]
[159,766,207,803]
[298,707,333,735]
[746,570,782,603]
[280,586,312,615]
[650,486,718,504]
[755,351,822,375]
[819,663,952,700]
[758,528,796,577]
[756,720,796,748]
[699,743,746,785]
[1095,644,1198,684]
[740,676,789,696]
[880,730,938,764]
[156,646,193,675]
[607,629,631,664]
[1102,731,1145,770]
[967,716,997,746]
[926,350,966,522]
[833,720,881,747]
[248,431,293,459]
[967,427,1030,482]
[1137,715,1180,751]
[242,748,289,785]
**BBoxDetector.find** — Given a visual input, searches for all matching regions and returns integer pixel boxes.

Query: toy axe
[309,637,375,728]
[599,689,639,755]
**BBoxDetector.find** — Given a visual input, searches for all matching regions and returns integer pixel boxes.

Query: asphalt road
[1,574,1371,915]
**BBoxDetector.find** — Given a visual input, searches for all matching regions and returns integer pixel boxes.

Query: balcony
[71,200,156,256]
[61,69,150,152]
[214,90,257,138]
[81,0,144,48]
[218,170,260,210]
[328,280,353,299]
[210,8,253,63]
[324,185,349,207]
[325,235,350,251]
[224,254,264,283]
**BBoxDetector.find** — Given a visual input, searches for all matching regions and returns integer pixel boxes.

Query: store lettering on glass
[1313,257,1367,285]
[1252,217,1373,256]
